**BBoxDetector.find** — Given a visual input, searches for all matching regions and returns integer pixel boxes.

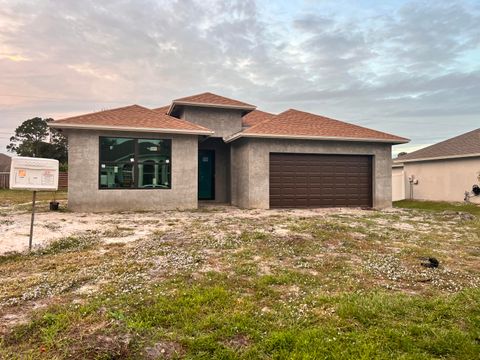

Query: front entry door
[198,150,215,200]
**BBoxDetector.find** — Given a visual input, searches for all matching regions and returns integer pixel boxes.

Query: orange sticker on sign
[18,169,26,177]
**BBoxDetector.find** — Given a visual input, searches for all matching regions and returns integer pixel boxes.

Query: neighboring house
[0,153,11,172]
[393,128,480,203]
[49,92,408,212]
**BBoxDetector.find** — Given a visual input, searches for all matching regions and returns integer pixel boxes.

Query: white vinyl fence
[392,169,406,201]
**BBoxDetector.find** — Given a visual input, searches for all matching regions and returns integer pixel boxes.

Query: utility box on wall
[9,156,59,191]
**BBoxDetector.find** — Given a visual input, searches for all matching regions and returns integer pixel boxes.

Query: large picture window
[99,137,171,189]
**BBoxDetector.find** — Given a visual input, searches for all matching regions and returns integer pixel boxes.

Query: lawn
[0,189,67,205]
[0,199,479,359]
[0,190,68,218]
[394,199,480,216]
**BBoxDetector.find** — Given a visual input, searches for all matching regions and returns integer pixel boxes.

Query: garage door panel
[269,153,373,208]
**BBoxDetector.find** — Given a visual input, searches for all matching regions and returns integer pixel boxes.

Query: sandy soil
[0,206,367,254]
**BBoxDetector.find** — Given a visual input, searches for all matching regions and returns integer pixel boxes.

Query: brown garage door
[269,153,373,208]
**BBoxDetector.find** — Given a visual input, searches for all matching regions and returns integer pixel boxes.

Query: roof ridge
[228,107,408,143]
[53,104,145,123]
[172,91,256,108]
[163,112,212,132]
[250,109,274,115]
[241,109,277,128]
[398,127,480,161]
[241,112,280,132]
[49,104,213,134]
[284,108,408,140]
[419,127,480,150]
[243,108,342,134]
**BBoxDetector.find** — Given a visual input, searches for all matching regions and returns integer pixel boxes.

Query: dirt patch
[0,207,364,254]
[144,340,185,359]
[223,334,251,350]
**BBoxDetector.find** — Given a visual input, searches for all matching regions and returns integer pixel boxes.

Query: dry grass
[0,202,479,358]
[0,189,67,205]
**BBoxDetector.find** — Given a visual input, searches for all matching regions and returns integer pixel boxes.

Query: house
[48,92,408,212]
[393,128,480,202]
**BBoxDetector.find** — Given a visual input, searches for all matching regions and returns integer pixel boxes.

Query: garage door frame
[269,152,374,208]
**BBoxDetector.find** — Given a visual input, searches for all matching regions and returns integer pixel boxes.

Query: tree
[7,117,68,163]
[49,128,68,164]
[7,117,48,156]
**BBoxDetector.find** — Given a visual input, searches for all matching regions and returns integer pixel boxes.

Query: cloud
[0,0,478,155]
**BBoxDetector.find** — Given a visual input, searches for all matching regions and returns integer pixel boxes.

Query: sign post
[29,191,37,251]
[9,157,59,251]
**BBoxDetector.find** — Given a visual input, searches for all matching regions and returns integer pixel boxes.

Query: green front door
[198,150,215,200]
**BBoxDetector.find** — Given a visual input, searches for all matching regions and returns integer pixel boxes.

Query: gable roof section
[396,128,480,163]
[242,109,275,127]
[225,109,409,144]
[49,105,213,135]
[168,92,256,115]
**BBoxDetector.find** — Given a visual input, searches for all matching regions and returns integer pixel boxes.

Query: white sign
[9,156,59,191]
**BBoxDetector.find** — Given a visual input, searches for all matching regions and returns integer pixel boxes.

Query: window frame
[98,136,172,190]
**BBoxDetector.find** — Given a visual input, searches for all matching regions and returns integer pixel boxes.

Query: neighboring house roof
[225,109,409,144]
[168,92,256,116]
[0,153,11,172]
[396,128,480,163]
[49,105,213,135]
[242,109,275,127]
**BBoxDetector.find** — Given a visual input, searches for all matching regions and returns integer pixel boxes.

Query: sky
[0,0,479,156]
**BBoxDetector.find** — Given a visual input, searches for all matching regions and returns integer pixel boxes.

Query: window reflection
[99,137,171,189]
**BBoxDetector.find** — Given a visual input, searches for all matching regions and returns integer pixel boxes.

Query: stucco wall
[231,138,393,209]
[231,139,250,208]
[66,129,198,212]
[199,137,230,203]
[181,107,243,138]
[402,157,480,202]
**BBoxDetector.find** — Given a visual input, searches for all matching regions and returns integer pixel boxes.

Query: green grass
[37,234,100,255]
[0,234,99,265]
[394,199,480,216]
[0,189,67,205]
[2,275,479,359]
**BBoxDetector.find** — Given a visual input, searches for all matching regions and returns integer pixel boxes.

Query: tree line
[7,117,68,168]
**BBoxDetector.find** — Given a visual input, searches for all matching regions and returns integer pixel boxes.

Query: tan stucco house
[393,128,480,203]
[49,92,408,212]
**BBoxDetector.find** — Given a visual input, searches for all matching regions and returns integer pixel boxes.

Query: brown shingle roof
[152,105,170,114]
[49,105,213,134]
[242,109,275,127]
[397,128,480,162]
[227,109,409,144]
[171,92,256,109]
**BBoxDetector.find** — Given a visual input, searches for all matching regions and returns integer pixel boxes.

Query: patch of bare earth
[144,341,185,359]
